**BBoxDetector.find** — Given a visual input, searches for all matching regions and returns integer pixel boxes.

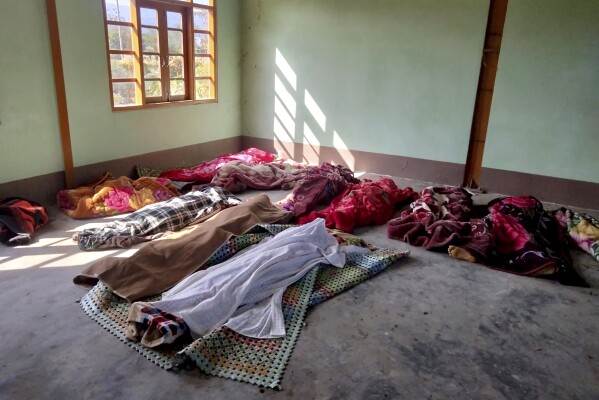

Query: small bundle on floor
[0,197,49,246]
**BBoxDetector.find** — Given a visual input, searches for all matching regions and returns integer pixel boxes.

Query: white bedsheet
[152,218,369,339]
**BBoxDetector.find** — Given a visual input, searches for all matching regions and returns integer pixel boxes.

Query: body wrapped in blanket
[388,186,588,287]
[126,219,371,347]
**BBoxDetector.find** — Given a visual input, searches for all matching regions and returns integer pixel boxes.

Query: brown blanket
[74,194,291,301]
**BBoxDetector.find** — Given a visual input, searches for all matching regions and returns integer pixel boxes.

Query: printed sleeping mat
[80,224,408,389]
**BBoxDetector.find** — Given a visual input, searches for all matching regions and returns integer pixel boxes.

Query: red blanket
[297,178,416,233]
[158,148,276,182]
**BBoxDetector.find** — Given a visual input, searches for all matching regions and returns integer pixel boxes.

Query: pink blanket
[159,148,276,182]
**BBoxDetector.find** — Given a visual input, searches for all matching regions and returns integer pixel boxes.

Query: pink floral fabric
[57,174,180,219]
[158,148,276,182]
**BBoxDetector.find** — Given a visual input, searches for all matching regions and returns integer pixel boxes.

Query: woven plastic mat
[80,226,408,388]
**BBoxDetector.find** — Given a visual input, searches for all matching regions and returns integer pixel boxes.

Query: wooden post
[46,0,75,188]
[463,0,508,188]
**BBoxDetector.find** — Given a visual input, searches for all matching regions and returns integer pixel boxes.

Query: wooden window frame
[101,0,217,111]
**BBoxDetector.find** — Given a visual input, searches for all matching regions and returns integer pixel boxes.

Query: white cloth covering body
[153,218,368,339]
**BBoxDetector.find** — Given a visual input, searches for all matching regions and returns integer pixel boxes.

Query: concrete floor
[1,175,598,399]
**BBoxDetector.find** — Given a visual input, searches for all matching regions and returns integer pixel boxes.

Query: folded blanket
[127,302,189,348]
[74,194,292,301]
[158,148,276,182]
[58,172,180,219]
[75,186,241,251]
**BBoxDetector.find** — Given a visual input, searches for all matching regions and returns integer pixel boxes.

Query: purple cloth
[277,163,360,216]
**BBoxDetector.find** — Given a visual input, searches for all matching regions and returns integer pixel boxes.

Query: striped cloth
[77,186,241,251]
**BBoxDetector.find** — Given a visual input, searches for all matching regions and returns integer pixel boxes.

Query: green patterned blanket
[80,225,408,389]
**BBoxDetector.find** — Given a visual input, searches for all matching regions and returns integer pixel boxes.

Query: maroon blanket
[277,163,360,217]
[210,160,313,193]
[297,178,416,233]
[388,186,588,287]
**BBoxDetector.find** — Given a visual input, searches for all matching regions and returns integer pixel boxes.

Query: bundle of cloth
[277,162,360,217]
[554,208,599,263]
[158,148,276,182]
[297,177,417,233]
[58,173,180,219]
[126,218,371,347]
[209,160,312,193]
[75,186,241,251]
[387,186,590,287]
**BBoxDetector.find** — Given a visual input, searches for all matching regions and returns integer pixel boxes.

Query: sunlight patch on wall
[0,254,65,271]
[304,89,326,132]
[274,95,296,138]
[274,118,295,158]
[333,130,355,169]
[275,48,297,90]
[274,75,296,117]
[302,122,320,164]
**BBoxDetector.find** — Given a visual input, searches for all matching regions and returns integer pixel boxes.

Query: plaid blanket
[77,186,241,251]
[126,302,189,348]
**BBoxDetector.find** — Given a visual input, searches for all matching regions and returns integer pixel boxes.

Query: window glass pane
[194,33,209,54]
[167,12,182,29]
[110,54,135,79]
[168,30,183,54]
[145,80,162,97]
[107,25,133,51]
[105,0,131,22]
[169,56,184,78]
[113,82,136,106]
[140,8,158,26]
[170,80,185,96]
[195,79,210,99]
[194,56,210,77]
[143,55,161,79]
[142,27,159,53]
[193,0,212,5]
[193,9,209,30]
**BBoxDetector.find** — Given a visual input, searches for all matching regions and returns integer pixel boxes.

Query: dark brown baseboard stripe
[0,137,242,207]
[242,136,465,186]
[73,136,242,186]
[480,168,599,210]
[0,172,66,207]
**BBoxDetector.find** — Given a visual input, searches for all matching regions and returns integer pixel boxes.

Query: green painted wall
[0,1,64,183]
[240,0,488,165]
[56,0,241,167]
[484,0,599,183]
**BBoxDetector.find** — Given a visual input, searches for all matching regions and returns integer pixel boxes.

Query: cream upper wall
[240,0,488,165]
[484,0,599,183]
[0,1,64,183]
[56,0,241,167]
